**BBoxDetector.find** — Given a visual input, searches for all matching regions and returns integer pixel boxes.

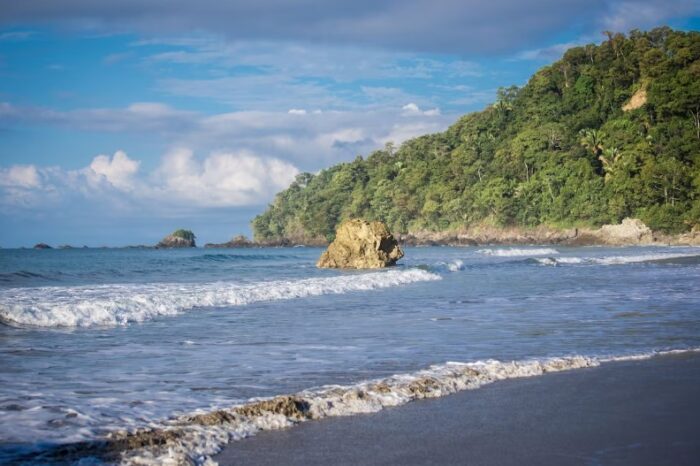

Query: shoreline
[215,351,700,465]
[4,350,699,464]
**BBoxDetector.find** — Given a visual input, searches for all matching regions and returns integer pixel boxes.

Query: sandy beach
[215,352,700,466]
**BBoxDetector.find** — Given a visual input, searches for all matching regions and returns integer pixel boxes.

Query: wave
[0,269,441,328]
[535,252,700,266]
[433,259,465,272]
[478,248,559,257]
[190,253,301,263]
[0,270,60,283]
[22,348,699,465]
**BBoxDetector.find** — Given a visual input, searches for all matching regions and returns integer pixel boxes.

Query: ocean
[1,245,699,464]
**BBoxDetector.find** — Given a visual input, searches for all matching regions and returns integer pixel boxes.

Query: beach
[215,352,700,466]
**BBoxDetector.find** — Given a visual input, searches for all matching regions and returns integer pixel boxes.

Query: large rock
[156,229,196,248]
[317,219,403,269]
[596,218,653,245]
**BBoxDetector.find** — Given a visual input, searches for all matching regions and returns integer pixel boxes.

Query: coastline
[215,351,700,466]
[17,218,700,249]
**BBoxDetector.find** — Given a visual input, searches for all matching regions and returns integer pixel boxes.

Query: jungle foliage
[253,28,700,241]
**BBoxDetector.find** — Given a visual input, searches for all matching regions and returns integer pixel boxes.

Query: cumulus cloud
[86,150,140,191]
[0,149,300,212]
[153,148,299,207]
[0,165,41,189]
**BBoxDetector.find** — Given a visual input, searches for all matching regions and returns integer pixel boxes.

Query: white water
[120,348,700,466]
[477,248,559,257]
[0,269,441,328]
[536,252,700,266]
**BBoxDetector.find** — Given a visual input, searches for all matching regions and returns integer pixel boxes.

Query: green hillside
[253,27,700,243]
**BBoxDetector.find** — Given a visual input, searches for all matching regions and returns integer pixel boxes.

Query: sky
[1,1,699,247]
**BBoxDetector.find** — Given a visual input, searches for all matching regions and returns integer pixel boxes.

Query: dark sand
[215,352,700,465]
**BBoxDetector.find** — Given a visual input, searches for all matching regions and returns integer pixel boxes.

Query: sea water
[1,246,699,463]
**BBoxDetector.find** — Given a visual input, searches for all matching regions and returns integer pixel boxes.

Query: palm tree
[579,129,606,156]
[599,147,621,181]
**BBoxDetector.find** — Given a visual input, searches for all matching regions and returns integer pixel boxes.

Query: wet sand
[215,352,700,465]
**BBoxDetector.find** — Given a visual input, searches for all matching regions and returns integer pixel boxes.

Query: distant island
[252,28,700,245]
[156,229,197,248]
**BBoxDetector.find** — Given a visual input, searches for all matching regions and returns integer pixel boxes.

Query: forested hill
[253,27,700,243]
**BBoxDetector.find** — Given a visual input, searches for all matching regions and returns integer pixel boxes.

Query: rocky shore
[250,218,700,248]
[397,218,700,247]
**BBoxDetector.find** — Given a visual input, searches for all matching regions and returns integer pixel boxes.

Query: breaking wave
[478,248,559,257]
[535,252,700,266]
[20,348,699,466]
[0,269,441,328]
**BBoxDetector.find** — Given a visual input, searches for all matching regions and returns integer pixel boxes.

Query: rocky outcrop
[397,218,684,246]
[593,217,654,245]
[399,225,579,246]
[675,225,700,246]
[317,219,403,269]
[33,243,52,249]
[265,218,698,248]
[156,229,196,248]
[204,235,255,248]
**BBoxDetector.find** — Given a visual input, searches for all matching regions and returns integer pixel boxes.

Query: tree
[579,129,606,156]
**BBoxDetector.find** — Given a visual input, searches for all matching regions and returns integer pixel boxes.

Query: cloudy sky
[1,1,699,246]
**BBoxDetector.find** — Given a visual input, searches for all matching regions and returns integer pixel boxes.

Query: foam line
[0,269,441,328]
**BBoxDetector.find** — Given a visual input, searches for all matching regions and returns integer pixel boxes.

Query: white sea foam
[478,248,559,257]
[0,269,441,328]
[117,347,700,466]
[536,252,700,266]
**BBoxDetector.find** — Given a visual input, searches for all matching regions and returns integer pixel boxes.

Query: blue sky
[1,1,699,247]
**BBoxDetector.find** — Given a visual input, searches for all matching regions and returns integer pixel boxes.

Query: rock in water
[156,229,196,248]
[317,219,403,269]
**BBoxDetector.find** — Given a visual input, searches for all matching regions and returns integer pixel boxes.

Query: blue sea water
[1,245,699,462]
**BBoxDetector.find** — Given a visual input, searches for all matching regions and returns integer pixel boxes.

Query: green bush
[172,229,196,241]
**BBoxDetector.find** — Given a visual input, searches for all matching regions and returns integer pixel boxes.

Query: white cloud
[153,148,299,207]
[401,103,421,115]
[402,102,441,117]
[288,108,307,115]
[0,165,41,189]
[1,101,456,170]
[0,149,300,211]
[86,150,140,191]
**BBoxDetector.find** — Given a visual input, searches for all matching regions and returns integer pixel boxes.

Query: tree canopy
[171,229,196,241]
[253,28,700,242]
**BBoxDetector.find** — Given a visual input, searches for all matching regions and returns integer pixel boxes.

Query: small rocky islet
[155,229,197,248]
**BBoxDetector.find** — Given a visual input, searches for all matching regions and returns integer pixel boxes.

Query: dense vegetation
[253,28,700,242]
[172,229,196,242]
